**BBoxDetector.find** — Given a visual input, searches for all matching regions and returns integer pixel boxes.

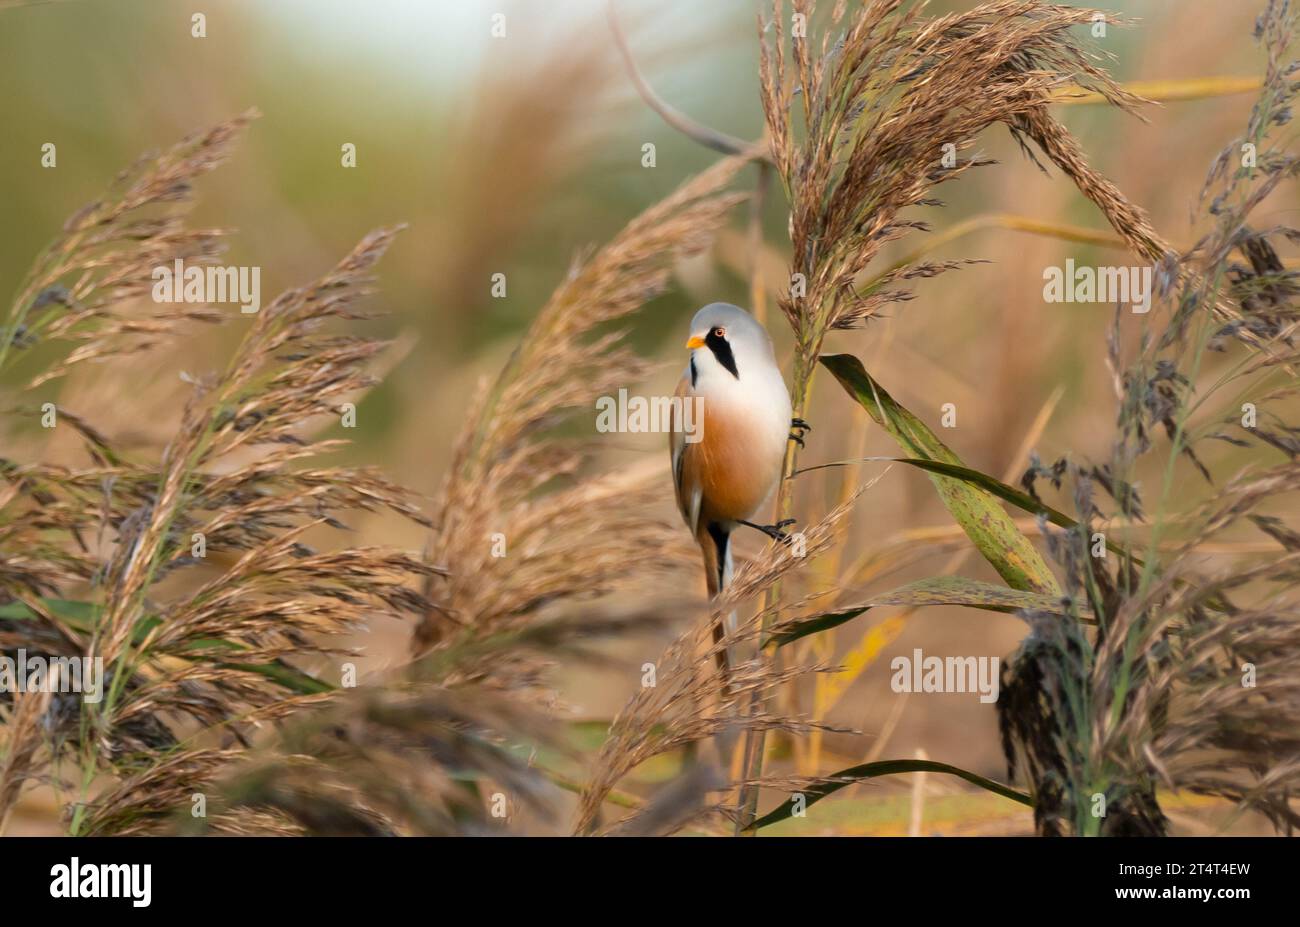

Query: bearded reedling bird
[669,303,807,680]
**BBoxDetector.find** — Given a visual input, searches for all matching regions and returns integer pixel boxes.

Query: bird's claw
[741,518,798,544]
[789,417,812,447]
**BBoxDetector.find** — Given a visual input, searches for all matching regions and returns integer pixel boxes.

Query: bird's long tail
[701,522,736,690]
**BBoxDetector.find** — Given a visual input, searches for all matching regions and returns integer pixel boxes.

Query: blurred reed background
[1,0,1291,834]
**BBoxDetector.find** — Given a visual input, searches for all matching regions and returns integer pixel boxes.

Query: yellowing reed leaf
[1053,76,1263,105]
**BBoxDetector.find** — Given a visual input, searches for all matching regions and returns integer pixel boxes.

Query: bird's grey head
[685,302,775,380]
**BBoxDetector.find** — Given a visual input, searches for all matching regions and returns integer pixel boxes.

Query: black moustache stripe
[705,330,739,379]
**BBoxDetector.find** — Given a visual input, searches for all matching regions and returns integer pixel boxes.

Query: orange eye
[713,326,726,338]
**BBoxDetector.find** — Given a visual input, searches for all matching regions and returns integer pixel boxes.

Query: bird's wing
[669,370,703,535]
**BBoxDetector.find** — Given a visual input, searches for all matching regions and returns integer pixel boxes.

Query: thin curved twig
[607,0,768,160]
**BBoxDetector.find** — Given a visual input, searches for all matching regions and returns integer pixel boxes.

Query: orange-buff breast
[685,397,782,523]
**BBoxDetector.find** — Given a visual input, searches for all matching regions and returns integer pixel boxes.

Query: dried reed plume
[0,115,438,834]
[415,155,748,665]
[759,0,1164,389]
[734,0,1185,830]
[575,492,865,835]
[1002,0,1300,835]
[202,146,758,835]
[0,110,256,386]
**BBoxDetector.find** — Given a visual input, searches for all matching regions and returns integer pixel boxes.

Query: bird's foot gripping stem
[789,417,812,447]
[740,518,797,543]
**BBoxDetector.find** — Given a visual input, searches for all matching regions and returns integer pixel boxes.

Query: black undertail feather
[705,521,729,594]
